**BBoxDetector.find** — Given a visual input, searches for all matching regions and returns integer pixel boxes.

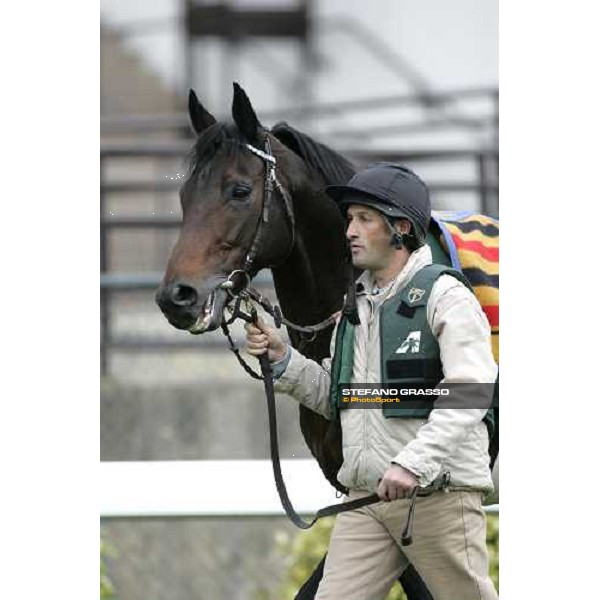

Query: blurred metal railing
[101,86,498,133]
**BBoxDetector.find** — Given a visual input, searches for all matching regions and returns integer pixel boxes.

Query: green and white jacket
[273,244,497,495]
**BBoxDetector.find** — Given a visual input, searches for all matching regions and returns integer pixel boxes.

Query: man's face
[345,204,397,271]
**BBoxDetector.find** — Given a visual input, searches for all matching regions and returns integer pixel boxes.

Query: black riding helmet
[326,163,431,247]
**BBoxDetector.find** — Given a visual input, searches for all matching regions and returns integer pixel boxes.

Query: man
[245,163,498,600]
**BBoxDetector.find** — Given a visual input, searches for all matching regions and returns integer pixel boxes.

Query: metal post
[223,38,238,112]
[299,0,314,133]
[492,91,499,218]
[492,89,499,150]
[100,155,109,375]
[477,152,489,217]
[184,0,194,95]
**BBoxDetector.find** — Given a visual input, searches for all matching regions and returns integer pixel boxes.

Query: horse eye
[231,184,252,201]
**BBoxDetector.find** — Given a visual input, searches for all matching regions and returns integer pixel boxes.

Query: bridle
[218,134,296,299]
[216,133,338,375]
[187,133,300,336]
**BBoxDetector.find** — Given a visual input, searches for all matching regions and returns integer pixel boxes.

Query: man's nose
[346,223,358,239]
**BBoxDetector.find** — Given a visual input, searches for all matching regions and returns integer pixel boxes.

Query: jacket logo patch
[395,331,421,354]
[407,287,425,303]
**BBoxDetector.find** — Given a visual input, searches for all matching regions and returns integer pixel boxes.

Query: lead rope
[219,291,336,381]
[251,310,383,529]
[220,304,381,526]
[258,349,384,529]
[222,302,450,533]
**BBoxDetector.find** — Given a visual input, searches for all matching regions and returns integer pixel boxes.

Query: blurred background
[100,1,498,598]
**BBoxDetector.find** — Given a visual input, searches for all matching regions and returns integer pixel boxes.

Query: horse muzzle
[187,286,230,333]
[155,277,230,333]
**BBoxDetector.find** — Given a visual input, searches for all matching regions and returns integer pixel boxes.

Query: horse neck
[270,177,349,328]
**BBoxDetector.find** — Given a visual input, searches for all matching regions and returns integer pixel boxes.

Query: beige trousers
[315,490,498,600]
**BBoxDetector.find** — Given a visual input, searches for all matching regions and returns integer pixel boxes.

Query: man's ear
[397,219,412,235]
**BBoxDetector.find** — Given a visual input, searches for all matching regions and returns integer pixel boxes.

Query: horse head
[156,83,297,333]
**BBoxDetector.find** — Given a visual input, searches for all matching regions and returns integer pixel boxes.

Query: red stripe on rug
[450,234,499,262]
[481,305,499,327]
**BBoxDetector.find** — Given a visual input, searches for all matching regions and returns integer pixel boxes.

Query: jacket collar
[356,245,433,301]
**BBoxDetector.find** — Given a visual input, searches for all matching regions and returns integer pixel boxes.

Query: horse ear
[188,89,216,136]
[232,82,262,143]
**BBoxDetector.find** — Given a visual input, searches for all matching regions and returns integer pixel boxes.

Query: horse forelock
[185,123,247,178]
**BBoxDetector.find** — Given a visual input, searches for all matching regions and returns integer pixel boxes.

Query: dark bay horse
[156,84,354,497]
[156,82,458,600]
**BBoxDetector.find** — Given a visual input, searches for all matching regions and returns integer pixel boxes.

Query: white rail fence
[100,459,499,518]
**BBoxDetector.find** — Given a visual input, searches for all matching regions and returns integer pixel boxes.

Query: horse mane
[186,121,356,188]
[271,122,356,185]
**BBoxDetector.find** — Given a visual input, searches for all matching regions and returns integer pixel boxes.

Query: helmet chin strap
[385,217,404,250]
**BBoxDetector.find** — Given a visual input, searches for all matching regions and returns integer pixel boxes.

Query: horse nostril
[170,283,198,307]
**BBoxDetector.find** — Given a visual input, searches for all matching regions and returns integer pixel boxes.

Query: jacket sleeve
[272,320,340,420]
[392,275,497,486]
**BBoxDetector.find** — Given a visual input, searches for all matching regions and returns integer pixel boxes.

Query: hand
[244,316,288,363]
[377,464,419,502]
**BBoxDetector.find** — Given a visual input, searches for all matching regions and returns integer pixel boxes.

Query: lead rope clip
[400,471,451,546]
